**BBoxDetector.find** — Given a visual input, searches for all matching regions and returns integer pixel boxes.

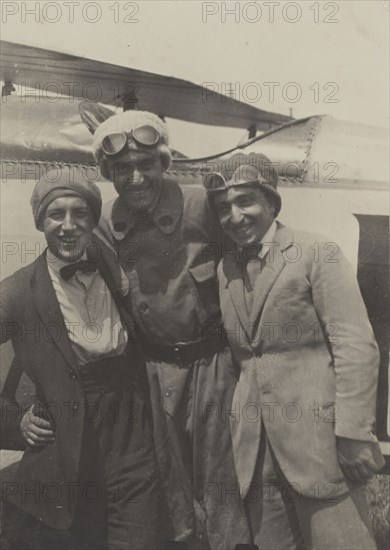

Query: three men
[78,102,250,549]
[6,106,384,548]
[203,152,385,549]
[0,168,159,550]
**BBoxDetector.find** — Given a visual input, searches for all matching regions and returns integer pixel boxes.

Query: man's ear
[79,101,116,135]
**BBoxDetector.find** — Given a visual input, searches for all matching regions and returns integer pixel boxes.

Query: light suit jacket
[218,222,381,499]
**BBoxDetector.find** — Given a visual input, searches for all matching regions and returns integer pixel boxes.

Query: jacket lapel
[92,236,143,364]
[94,236,136,336]
[223,254,252,343]
[250,224,294,338]
[30,254,76,368]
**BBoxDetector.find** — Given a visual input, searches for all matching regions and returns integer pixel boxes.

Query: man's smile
[231,223,254,235]
[125,184,152,196]
[58,236,82,245]
[108,150,164,211]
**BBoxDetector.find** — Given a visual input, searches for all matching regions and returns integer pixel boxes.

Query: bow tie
[240,243,263,263]
[59,260,97,281]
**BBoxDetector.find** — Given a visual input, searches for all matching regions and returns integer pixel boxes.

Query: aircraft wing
[0,40,291,130]
[0,96,94,166]
[0,96,189,172]
[173,115,389,190]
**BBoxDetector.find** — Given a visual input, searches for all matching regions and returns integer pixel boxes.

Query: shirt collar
[46,248,89,279]
[110,178,184,240]
[259,220,277,260]
[46,242,129,297]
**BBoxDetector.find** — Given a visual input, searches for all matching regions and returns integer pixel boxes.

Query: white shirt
[46,250,128,366]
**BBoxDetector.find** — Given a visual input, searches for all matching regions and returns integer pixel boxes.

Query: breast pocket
[188,261,220,324]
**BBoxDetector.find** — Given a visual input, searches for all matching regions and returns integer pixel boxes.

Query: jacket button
[68,369,77,380]
[164,387,172,397]
[72,401,80,411]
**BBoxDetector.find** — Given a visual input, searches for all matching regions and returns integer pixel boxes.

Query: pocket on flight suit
[188,261,220,325]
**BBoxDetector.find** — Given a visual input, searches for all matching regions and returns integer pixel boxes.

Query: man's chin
[124,194,155,211]
[229,233,255,248]
[120,184,161,211]
[50,245,85,263]
[61,253,84,263]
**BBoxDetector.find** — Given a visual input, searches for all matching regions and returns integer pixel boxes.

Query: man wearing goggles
[203,152,384,549]
[77,103,250,549]
[100,125,162,156]
[94,119,171,214]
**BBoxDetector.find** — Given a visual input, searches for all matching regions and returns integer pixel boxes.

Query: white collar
[259,220,277,260]
[46,248,89,278]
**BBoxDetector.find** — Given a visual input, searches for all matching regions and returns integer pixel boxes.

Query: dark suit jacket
[0,236,141,529]
[218,222,381,499]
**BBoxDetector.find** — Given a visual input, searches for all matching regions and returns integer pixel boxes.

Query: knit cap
[30,166,102,230]
[203,152,281,217]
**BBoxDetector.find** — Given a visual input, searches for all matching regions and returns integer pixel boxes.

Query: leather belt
[141,326,227,365]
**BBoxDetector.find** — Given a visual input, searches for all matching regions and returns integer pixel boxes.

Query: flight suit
[96,178,250,550]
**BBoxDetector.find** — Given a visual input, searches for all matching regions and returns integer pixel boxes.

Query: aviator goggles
[203,164,267,193]
[101,125,161,157]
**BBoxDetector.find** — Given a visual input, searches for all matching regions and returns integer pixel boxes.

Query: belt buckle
[172,342,189,365]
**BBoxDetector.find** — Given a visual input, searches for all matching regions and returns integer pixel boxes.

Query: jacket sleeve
[308,238,380,442]
[0,277,28,450]
[0,358,26,450]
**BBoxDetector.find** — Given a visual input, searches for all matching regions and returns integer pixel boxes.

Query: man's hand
[20,406,55,448]
[337,437,385,484]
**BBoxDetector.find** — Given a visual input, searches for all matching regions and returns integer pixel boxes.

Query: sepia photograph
[0,1,389,549]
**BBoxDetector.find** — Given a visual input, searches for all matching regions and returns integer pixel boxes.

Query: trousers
[246,433,377,550]
[145,345,251,550]
[2,360,160,550]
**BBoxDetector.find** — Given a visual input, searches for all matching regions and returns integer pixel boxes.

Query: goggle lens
[203,172,228,192]
[204,165,264,192]
[132,125,160,147]
[101,125,161,157]
[232,164,262,184]
[101,133,127,156]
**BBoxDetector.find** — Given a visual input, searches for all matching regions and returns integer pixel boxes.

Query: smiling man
[79,104,250,549]
[43,195,95,261]
[105,152,164,212]
[0,167,159,550]
[203,152,384,549]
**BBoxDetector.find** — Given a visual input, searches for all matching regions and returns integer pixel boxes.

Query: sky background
[1,0,389,156]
